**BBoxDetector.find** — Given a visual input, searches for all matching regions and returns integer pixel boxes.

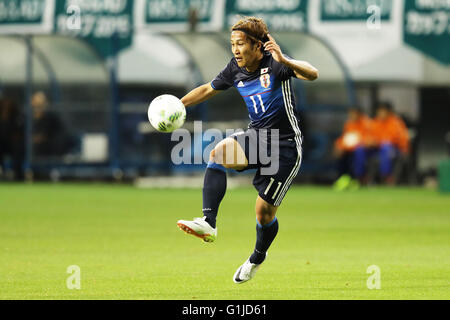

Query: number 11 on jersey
[250,95,266,114]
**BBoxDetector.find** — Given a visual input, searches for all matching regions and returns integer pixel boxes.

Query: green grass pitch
[0,183,449,299]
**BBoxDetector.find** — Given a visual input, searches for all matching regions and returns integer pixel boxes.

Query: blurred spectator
[371,101,410,185]
[0,97,24,180]
[32,91,73,157]
[188,7,198,32]
[333,106,376,190]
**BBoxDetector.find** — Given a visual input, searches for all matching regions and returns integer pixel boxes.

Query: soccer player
[177,17,319,283]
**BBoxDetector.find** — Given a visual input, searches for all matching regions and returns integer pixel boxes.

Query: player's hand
[264,34,284,63]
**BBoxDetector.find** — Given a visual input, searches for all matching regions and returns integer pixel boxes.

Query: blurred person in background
[333,106,376,190]
[188,7,198,32]
[32,91,72,157]
[371,101,410,185]
[0,97,24,180]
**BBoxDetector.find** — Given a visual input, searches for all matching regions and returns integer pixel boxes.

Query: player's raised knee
[208,137,248,170]
[208,146,231,170]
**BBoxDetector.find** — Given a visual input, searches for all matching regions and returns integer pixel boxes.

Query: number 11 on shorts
[264,178,282,200]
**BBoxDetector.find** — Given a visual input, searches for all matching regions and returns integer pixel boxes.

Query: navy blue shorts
[230,129,302,206]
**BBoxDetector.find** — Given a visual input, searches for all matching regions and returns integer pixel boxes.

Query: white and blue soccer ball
[147,94,186,133]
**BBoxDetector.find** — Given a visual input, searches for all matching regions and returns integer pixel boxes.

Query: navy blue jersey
[211,52,302,141]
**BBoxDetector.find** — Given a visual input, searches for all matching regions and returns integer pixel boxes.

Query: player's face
[230,31,261,70]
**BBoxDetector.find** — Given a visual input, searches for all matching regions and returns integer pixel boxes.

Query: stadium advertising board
[54,0,134,57]
[308,0,404,79]
[0,0,54,33]
[134,0,223,32]
[1,0,449,65]
[320,0,393,21]
[225,0,308,31]
[404,0,450,65]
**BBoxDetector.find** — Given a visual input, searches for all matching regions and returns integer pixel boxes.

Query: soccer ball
[147,94,186,133]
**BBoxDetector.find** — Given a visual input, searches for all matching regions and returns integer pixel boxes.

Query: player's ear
[255,41,262,53]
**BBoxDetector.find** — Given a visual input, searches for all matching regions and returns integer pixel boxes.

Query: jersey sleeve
[272,54,295,81]
[211,59,235,90]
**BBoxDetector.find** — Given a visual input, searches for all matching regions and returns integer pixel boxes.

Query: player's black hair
[232,28,269,43]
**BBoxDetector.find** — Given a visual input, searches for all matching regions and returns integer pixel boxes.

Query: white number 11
[250,95,266,114]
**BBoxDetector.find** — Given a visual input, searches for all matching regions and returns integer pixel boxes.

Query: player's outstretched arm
[181,83,219,107]
[264,34,319,81]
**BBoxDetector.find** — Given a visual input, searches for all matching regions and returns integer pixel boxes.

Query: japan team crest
[260,73,270,89]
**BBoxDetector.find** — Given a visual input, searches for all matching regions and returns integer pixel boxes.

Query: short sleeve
[211,59,234,90]
[272,54,295,81]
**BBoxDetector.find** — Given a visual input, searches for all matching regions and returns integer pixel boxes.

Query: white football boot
[177,217,217,243]
[233,258,263,284]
